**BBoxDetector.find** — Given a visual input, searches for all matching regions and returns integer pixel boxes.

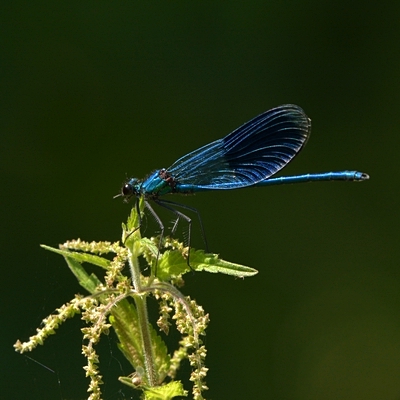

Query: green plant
[14,199,258,399]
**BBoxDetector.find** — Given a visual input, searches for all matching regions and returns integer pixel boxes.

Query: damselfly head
[122,183,134,197]
[118,178,141,202]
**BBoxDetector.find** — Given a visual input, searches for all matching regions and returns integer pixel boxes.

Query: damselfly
[117,104,368,266]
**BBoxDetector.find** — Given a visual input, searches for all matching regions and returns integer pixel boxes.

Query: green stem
[128,243,157,387]
[133,293,157,386]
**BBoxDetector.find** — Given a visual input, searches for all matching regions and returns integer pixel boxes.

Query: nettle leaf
[41,245,103,293]
[143,380,188,399]
[192,251,258,277]
[41,245,110,269]
[156,247,258,281]
[109,299,144,372]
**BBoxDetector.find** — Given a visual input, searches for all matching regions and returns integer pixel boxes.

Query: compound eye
[122,183,133,196]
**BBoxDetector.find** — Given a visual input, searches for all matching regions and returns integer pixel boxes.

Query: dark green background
[2,1,399,399]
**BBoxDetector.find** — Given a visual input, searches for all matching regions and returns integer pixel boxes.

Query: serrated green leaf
[143,380,188,399]
[123,198,146,246]
[63,256,102,294]
[157,250,190,279]
[140,237,160,259]
[192,250,258,277]
[109,299,144,372]
[149,317,170,382]
[126,201,142,231]
[41,245,110,269]
[156,248,258,280]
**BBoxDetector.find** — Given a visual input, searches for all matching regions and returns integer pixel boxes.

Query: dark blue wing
[167,104,311,190]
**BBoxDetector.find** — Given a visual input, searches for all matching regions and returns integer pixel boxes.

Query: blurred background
[2,1,399,399]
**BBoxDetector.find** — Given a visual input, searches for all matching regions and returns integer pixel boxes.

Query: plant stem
[134,293,157,386]
[128,243,157,387]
